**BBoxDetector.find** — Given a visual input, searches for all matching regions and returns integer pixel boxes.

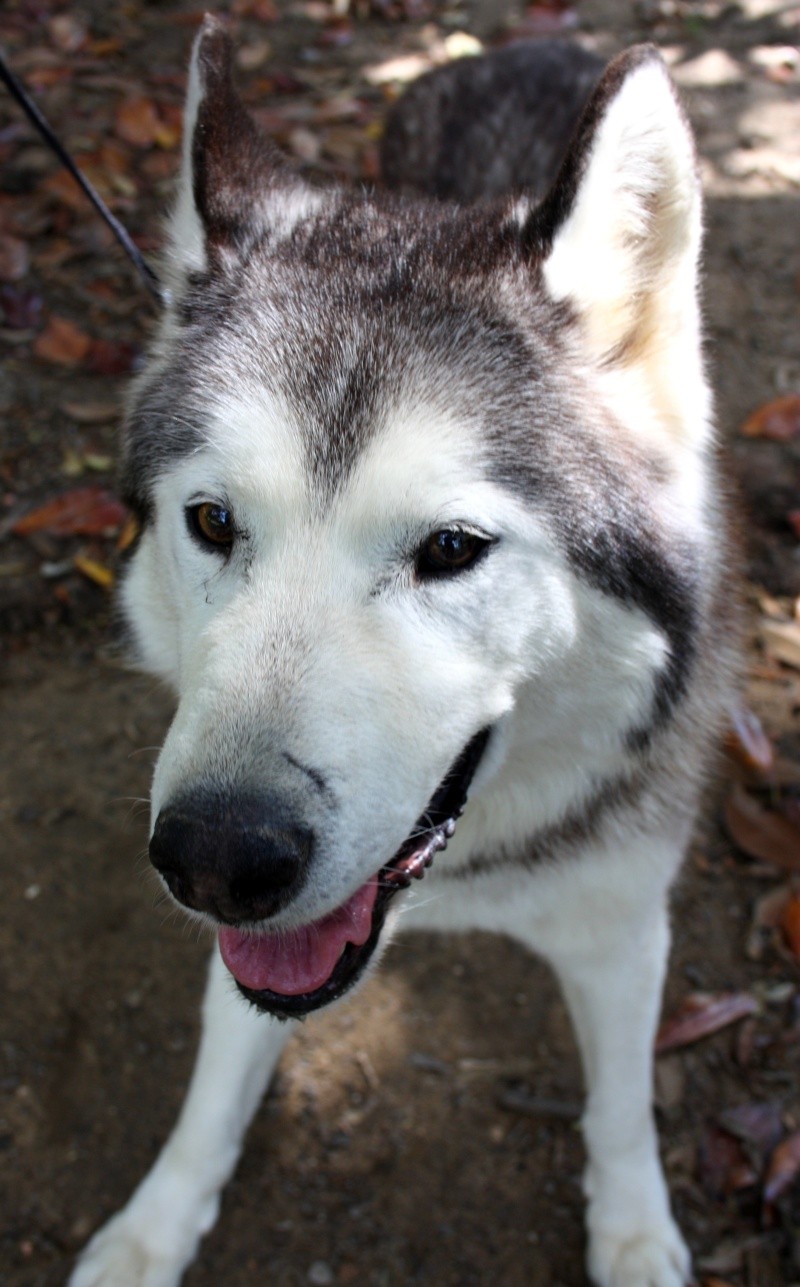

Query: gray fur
[380,40,604,201]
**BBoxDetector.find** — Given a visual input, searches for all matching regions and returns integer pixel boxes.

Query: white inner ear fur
[543,59,710,450]
[165,33,207,283]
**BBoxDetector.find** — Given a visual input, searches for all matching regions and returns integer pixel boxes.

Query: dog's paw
[588,1222,691,1287]
[69,1191,216,1287]
[69,1218,181,1287]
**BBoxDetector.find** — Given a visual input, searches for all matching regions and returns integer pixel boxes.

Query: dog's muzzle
[151,729,491,1020]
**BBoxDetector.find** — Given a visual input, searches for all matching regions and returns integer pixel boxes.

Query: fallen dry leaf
[724,783,800,871]
[699,1124,758,1197]
[117,515,140,553]
[48,13,89,53]
[85,338,137,376]
[747,883,794,959]
[236,39,272,71]
[656,991,759,1054]
[0,235,30,283]
[73,554,114,590]
[741,394,800,441]
[11,486,128,538]
[763,1129,800,1203]
[502,4,579,40]
[779,893,800,959]
[725,706,774,776]
[33,316,92,365]
[60,401,119,425]
[719,1101,784,1157]
[762,619,800,670]
[231,0,278,19]
[0,284,42,330]
[115,96,162,148]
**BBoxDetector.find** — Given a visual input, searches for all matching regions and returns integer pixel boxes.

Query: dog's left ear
[167,15,318,282]
[526,46,706,441]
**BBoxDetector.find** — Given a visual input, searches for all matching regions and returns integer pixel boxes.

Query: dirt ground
[1,1,799,1284]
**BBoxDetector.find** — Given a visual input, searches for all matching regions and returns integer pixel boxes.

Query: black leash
[0,47,165,305]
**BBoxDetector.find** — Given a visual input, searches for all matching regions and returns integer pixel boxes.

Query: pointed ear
[526,46,706,437]
[166,15,318,281]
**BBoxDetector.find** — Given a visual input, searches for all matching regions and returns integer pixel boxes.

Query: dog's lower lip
[225,727,491,1020]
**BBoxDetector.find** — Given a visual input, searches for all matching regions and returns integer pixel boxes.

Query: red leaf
[779,893,800,959]
[740,394,800,441]
[656,992,759,1054]
[85,338,137,375]
[33,315,91,365]
[724,783,800,871]
[11,486,129,537]
[763,1130,800,1203]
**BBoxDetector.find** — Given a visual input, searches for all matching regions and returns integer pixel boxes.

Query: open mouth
[218,728,490,1020]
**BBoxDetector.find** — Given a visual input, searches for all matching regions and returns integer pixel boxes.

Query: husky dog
[72,17,736,1287]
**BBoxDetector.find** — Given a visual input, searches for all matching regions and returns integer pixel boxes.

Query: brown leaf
[236,39,273,71]
[502,5,579,40]
[40,168,92,213]
[48,14,89,53]
[115,96,162,148]
[699,1124,758,1197]
[11,486,129,538]
[60,401,119,425]
[762,619,800,670]
[0,284,42,330]
[724,706,774,776]
[231,0,278,18]
[763,1129,800,1203]
[741,393,800,441]
[33,315,91,366]
[656,991,759,1054]
[779,893,800,959]
[724,783,800,871]
[719,1102,784,1157]
[0,235,29,283]
[747,881,797,957]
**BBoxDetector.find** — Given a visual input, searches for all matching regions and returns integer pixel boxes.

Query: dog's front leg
[523,867,690,1287]
[71,949,292,1287]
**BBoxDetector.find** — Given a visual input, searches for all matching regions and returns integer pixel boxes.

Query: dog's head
[121,18,709,1016]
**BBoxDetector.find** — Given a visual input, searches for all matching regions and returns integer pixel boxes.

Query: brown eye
[417,528,491,579]
[188,502,235,550]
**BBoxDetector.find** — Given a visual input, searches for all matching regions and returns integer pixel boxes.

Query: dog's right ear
[166,15,318,285]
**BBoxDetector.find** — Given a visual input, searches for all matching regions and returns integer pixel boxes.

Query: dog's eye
[417,529,491,579]
[188,503,235,550]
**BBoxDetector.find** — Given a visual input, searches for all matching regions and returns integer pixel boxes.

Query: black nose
[149,792,313,923]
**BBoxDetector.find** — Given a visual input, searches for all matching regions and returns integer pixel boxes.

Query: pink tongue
[218,879,379,996]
